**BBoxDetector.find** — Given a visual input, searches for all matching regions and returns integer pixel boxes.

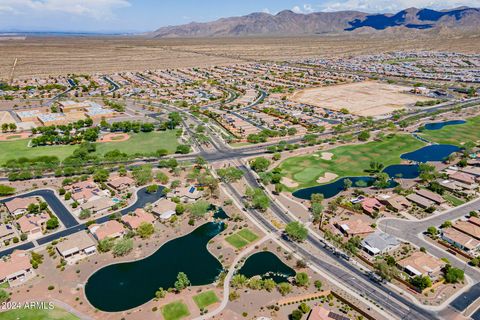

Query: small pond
[401,144,461,163]
[383,164,420,179]
[424,120,466,131]
[238,251,296,283]
[292,176,397,200]
[85,222,224,312]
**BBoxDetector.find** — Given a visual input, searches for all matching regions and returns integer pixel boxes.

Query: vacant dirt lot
[0,33,479,79]
[289,81,432,116]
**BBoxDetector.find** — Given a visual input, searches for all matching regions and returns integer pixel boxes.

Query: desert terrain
[289,81,432,116]
[1,33,480,79]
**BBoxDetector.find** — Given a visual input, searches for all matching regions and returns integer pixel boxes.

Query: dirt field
[0,33,479,79]
[289,81,432,117]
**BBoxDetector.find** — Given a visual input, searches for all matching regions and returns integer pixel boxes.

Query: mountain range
[151,7,480,38]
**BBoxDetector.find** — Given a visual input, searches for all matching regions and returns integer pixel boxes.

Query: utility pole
[9,58,17,85]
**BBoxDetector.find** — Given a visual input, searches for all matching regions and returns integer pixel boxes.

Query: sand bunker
[320,152,334,160]
[281,177,299,188]
[99,133,130,143]
[316,172,338,184]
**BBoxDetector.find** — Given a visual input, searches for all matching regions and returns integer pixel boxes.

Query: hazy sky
[0,0,479,33]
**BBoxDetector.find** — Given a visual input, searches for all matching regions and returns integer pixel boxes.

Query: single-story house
[361,198,384,216]
[151,199,177,220]
[167,186,202,202]
[79,197,115,214]
[378,194,411,213]
[449,172,477,186]
[406,194,435,209]
[361,231,400,256]
[16,212,50,236]
[442,228,480,256]
[453,220,480,240]
[397,251,446,279]
[4,197,39,216]
[66,180,103,203]
[307,306,350,320]
[89,220,125,241]
[108,176,135,192]
[56,231,97,260]
[415,189,445,205]
[0,223,17,243]
[0,250,33,284]
[469,216,480,227]
[336,219,374,238]
[122,208,156,229]
[459,166,480,178]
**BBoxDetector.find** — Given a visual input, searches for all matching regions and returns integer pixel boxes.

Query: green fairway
[161,301,190,320]
[419,116,480,146]
[0,307,79,320]
[237,229,259,242]
[0,130,179,165]
[225,234,249,249]
[193,290,219,309]
[278,134,425,190]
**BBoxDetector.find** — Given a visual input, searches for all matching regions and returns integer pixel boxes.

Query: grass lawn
[193,290,219,309]
[237,229,259,242]
[419,116,480,146]
[161,301,190,320]
[0,307,79,320]
[278,134,425,190]
[443,193,466,207]
[225,228,259,249]
[0,130,179,165]
[225,234,249,249]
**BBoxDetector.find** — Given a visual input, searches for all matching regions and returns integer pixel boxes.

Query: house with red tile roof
[4,197,39,216]
[108,176,135,192]
[336,218,374,238]
[122,208,156,229]
[88,220,125,241]
[0,250,34,285]
[453,220,480,240]
[361,198,384,216]
[16,212,49,236]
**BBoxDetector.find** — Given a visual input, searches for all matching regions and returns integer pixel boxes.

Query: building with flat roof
[442,228,480,256]
[37,113,67,126]
[406,194,435,209]
[453,220,480,240]
[16,110,40,122]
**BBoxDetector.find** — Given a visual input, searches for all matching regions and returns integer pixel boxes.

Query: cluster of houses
[0,197,54,244]
[441,216,480,257]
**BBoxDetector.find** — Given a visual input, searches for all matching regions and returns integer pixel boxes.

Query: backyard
[278,134,425,190]
[0,130,179,165]
[419,116,480,146]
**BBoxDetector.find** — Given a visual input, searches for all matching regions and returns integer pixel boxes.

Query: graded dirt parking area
[289,81,432,117]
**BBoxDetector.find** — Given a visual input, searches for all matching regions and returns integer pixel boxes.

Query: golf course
[0,130,179,165]
[419,115,480,146]
[278,134,426,190]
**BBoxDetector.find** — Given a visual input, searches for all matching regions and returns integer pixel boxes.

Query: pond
[237,251,296,283]
[401,144,461,163]
[292,176,397,200]
[424,120,466,131]
[85,222,225,312]
[382,164,420,179]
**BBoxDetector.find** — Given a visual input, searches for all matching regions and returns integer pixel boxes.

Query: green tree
[155,287,166,299]
[174,272,191,291]
[79,209,91,220]
[295,272,309,287]
[231,274,248,288]
[299,302,311,314]
[156,172,169,184]
[176,144,191,154]
[291,309,303,320]
[112,238,134,257]
[98,238,115,252]
[285,221,308,242]
[137,222,155,238]
[188,200,210,218]
[277,282,292,296]
[314,280,322,290]
[427,226,438,236]
[93,168,110,183]
[250,157,271,173]
[245,188,270,211]
[46,217,59,230]
[444,266,465,284]
[146,184,159,194]
[410,275,432,291]
[358,131,370,141]
[263,278,276,292]
[343,178,352,190]
[132,165,153,186]
[216,167,244,183]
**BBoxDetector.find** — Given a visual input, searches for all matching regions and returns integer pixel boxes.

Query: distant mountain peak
[150,7,480,38]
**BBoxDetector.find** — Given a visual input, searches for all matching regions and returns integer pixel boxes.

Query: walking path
[191,234,272,320]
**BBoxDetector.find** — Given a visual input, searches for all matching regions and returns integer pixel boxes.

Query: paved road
[378,198,480,313]
[0,187,164,258]
[229,165,435,320]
